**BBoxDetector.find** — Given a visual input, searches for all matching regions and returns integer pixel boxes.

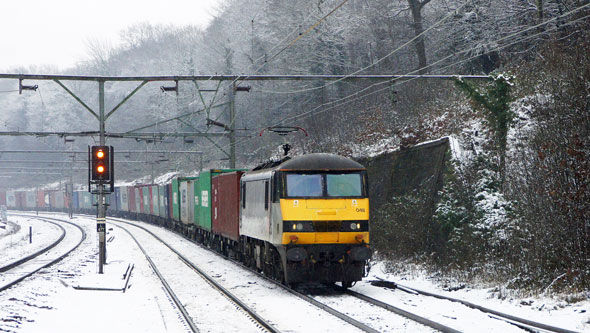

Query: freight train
[1,153,371,287]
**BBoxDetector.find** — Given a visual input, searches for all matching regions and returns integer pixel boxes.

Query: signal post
[89,145,113,274]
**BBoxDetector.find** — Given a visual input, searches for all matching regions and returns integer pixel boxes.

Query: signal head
[91,145,111,182]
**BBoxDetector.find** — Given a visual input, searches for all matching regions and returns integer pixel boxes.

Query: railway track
[0,218,65,273]
[83,215,583,332]
[108,217,434,332]
[111,220,280,333]
[0,214,86,292]
[382,281,580,333]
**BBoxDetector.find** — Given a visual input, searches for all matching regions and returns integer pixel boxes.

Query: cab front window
[286,174,323,197]
[326,174,362,197]
[284,172,365,198]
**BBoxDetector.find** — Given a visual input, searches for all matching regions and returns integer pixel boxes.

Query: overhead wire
[264,2,590,125]
[213,0,472,154]
[284,12,590,127]
[284,12,590,126]
[263,0,350,65]
[216,7,590,155]
[180,1,590,163]
[191,1,474,153]
[254,0,590,95]
[252,0,470,95]
[200,0,351,155]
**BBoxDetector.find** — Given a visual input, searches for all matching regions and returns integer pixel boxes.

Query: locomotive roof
[278,153,364,171]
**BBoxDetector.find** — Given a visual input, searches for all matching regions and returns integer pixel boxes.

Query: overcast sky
[0,0,222,72]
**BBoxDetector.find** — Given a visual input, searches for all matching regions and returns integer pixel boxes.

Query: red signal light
[91,146,111,182]
[89,145,114,191]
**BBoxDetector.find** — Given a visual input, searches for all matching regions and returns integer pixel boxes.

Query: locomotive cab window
[327,173,362,197]
[286,174,323,197]
[284,172,366,198]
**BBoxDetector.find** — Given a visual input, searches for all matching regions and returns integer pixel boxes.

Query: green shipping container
[195,169,245,231]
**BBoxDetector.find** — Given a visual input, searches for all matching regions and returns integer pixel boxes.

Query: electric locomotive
[239,153,371,286]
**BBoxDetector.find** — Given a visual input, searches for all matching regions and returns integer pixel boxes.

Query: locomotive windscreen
[286,174,323,197]
[284,172,364,198]
[326,174,362,197]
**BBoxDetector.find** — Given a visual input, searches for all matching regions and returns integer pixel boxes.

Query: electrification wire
[203,0,424,156]
[253,0,470,95]
[218,10,590,155]
[37,87,46,107]
[285,13,590,127]
[209,0,353,154]
[248,5,317,68]
[257,1,590,95]
[263,0,350,65]
[192,1,590,159]
[262,1,590,126]
[281,13,590,127]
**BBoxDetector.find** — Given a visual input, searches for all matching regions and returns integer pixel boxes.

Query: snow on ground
[26,218,191,333]
[112,218,415,332]
[2,212,589,332]
[1,212,189,333]
[0,215,62,268]
[359,261,590,332]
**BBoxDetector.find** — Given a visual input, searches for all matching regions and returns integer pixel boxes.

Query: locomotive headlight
[284,221,314,232]
[292,223,304,231]
[342,221,365,232]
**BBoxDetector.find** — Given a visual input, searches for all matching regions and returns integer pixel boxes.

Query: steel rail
[108,217,380,333]
[0,219,65,273]
[393,282,580,333]
[115,220,280,333]
[113,220,279,333]
[0,214,86,292]
[339,287,461,333]
[114,223,200,333]
[117,215,567,333]
[94,214,556,332]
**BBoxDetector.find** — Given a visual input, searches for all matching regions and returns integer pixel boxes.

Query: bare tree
[406,0,431,74]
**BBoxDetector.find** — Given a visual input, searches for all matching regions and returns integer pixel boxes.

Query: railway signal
[89,145,114,192]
